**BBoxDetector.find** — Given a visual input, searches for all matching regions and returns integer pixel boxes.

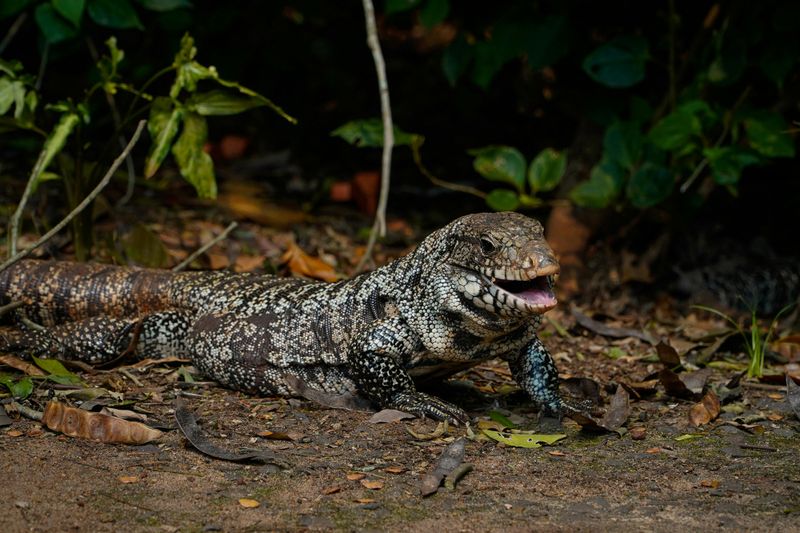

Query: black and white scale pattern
[0,212,571,422]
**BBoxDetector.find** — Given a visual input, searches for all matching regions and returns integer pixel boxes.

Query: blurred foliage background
[1,0,798,255]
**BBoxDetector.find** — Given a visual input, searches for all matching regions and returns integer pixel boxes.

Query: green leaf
[482,429,567,448]
[172,111,217,198]
[743,111,795,158]
[123,223,170,267]
[52,0,85,27]
[626,163,673,208]
[385,0,422,15]
[469,145,526,191]
[527,148,566,193]
[136,0,193,11]
[488,411,516,429]
[145,97,183,178]
[703,146,760,185]
[648,101,712,151]
[87,0,143,29]
[603,121,642,170]
[708,35,746,85]
[0,0,34,20]
[0,78,23,116]
[31,112,80,192]
[330,119,421,148]
[582,35,649,88]
[0,374,33,399]
[486,189,520,211]
[442,35,472,86]
[32,356,83,384]
[569,161,622,208]
[34,3,78,43]
[186,90,265,116]
[419,0,448,27]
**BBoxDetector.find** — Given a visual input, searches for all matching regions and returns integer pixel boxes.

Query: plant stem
[355,0,394,273]
[0,120,147,274]
[7,149,49,258]
[172,221,238,272]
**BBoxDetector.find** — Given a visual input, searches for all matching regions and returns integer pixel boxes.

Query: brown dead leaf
[118,476,139,484]
[360,479,384,490]
[700,479,720,488]
[26,427,43,437]
[354,498,375,504]
[347,473,366,481]
[257,430,293,441]
[368,409,415,424]
[218,193,308,228]
[767,413,783,421]
[767,393,784,400]
[689,391,721,426]
[6,429,23,437]
[352,171,379,215]
[629,426,647,440]
[281,241,341,282]
[238,498,260,508]
[42,401,162,444]
[645,447,662,454]
[206,252,229,270]
[322,485,342,495]
[548,450,567,457]
[233,254,266,272]
[0,354,46,376]
[384,466,405,474]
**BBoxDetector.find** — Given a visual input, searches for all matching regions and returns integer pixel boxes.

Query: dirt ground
[3,317,799,533]
[2,207,799,532]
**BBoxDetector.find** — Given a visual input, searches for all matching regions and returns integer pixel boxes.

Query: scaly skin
[0,212,572,423]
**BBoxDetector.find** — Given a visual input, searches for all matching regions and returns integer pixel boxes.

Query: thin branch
[34,42,49,92]
[411,140,486,199]
[0,120,147,275]
[8,149,49,257]
[355,0,394,272]
[0,12,27,55]
[172,221,238,272]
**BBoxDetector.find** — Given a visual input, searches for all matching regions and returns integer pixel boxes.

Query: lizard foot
[387,391,469,424]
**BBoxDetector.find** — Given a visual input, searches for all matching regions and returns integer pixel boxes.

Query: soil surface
[2,211,800,532]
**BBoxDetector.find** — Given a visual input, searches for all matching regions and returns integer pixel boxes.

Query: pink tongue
[516,287,557,306]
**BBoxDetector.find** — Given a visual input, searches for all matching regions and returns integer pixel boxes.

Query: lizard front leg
[506,335,567,417]
[348,317,468,423]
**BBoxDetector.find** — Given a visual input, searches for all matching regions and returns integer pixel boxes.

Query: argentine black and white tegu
[0,212,576,423]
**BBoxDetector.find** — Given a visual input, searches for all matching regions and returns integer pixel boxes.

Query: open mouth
[493,276,557,309]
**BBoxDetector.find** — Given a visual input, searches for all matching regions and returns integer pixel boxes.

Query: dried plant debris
[689,391,721,426]
[174,399,285,466]
[655,341,682,368]
[42,401,162,444]
[572,307,656,344]
[787,374,800,421]
[420,437,467,497]
[369,409,415,424]
[571,386,631,433]
[406,421,448,441]
[284,375,373,412]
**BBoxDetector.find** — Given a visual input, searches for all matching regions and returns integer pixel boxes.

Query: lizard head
[445,212,559,316]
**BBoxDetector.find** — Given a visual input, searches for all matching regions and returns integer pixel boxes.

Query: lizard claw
[387,391,469,425]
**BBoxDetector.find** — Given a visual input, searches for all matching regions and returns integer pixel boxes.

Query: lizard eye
[479,237,497,256]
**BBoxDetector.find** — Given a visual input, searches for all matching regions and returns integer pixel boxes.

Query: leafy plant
[469,145,566,211]
[694,304,795,379]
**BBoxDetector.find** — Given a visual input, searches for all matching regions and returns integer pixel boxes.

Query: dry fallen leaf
[354,498,375,504]
[238,498,260,508]
[6,429,23,437]
[767,393,784,400]
[322,486,342,495]
[700,479,721,488]
[0,354,46,376]
[118,476,139,484]
[360,479,384,490]
[281,241,341,282]
[384,466,405,474]
[42,401,162,444]
[645,447,662,454]
[347,473,366,481]
[629,426,647,440]
[257,430,293,441]
[548,450,567,457]
[689,391,721,426]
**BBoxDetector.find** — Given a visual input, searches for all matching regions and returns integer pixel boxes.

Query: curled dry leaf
[281,241,341,282]
[360,479,384,490]
[347,472,366,481]
[0,354,46,376]
[118,476,139,484]
[689,390,721,426]
[42,401,162,444]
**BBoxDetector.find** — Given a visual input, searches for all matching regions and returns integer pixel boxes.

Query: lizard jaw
[482,264,559,314]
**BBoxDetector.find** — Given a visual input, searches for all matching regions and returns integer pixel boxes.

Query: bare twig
[8,149,49,257]
[172,221,238,272]
[355,0,394,272]
[8,401,43,422]
[0,12,27,55]
[410,140,486,199]
[0,300,24,318]
[34,42,49,92]
[0,120,147,275]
